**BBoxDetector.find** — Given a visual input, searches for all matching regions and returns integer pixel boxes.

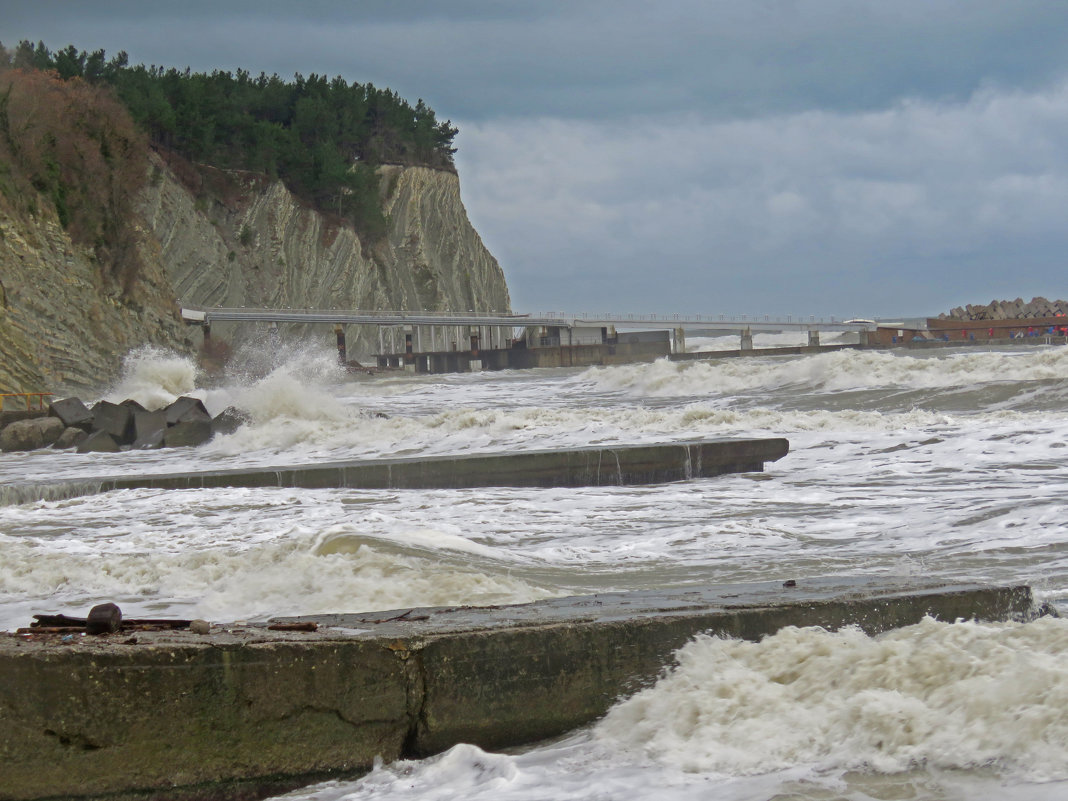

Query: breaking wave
[597,616,1068,779]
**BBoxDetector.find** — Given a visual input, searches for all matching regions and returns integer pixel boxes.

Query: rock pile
[0,396,248,453]
[939,297,1068,321]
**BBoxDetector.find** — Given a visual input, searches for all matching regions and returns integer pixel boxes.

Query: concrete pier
[0,578,1037,801]
[37,439,790,499]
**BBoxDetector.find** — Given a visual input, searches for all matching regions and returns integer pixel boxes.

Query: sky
[4,0,1068,318]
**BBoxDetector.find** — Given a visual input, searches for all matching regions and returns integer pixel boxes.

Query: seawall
[0,577,1036,801]
[5,439,790,506]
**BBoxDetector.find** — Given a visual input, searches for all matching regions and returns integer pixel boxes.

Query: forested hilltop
[0,40,459,242]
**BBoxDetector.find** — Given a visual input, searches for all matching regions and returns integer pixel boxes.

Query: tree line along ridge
[0,39,461,286]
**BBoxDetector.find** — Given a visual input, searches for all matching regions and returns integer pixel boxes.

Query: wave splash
[585,347,1068,399]
[596,616,1068,780]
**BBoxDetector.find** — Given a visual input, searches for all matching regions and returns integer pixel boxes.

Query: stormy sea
[2,335,1067,801]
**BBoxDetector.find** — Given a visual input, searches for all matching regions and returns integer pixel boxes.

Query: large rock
[163,419,213,448]
[76,430,120,453]
[35,416,64,446]
[164,396,211,426]
[1,419,43,452]
[132,409,168,449]
[0,417,65,451]
[53,426,88,450]
[941,297,1068,321]
[211,406,250,436]
[49,397,93,430]
[92,401,135,445]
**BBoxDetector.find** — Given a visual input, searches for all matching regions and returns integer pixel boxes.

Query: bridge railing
[182,306,878,330]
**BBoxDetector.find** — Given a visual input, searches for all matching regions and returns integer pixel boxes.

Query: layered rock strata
[1,158,510,395]
[138,160,509,354]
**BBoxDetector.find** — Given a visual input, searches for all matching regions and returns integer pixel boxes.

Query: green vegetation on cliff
[0,63,147,291]
[0,39,459,245]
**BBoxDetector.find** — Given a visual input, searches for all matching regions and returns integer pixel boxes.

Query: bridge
[181,306,883,372]
[181,306,877,332]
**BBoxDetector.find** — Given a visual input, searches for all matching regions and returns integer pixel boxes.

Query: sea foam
[596,616,1068,780]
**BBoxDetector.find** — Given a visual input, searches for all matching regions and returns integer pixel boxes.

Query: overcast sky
[5,1,1068,317]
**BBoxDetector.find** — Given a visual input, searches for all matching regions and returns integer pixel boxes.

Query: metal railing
[182,306,879,332]
[0,393,53,411]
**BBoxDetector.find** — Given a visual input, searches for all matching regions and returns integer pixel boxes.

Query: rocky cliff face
[139,159,509,355]
[0,199,191,397]
[0,159,510,395]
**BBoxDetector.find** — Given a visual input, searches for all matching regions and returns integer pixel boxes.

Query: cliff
[0,195,191,397]
[0,158,510,395]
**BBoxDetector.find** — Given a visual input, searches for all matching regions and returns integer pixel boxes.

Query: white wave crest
[104,346,200,409]
[584,347,1068,397]
[596,616,1068,780]
[0,522,554,630]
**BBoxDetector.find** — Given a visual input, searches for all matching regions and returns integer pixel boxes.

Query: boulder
[53,426,88,450]
[164,420,214,448]
[165,396,211,425]
[92,401,135,445]
[133,428,166,450]
[211,406,250,436]
[132,410,168,449]
[1,419,45,452]
[49,397,93,430]
[77,430,120,453]
[35,416,65,446]
[0,417,65,451]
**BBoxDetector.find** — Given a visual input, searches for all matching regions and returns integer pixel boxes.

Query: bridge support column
[808,330,820,347]
[674,327,686,354]
[335,325,347,365]
[740,327,753,351]
[858,330,871,346]
[405,328,415,372]
[470,328,481,371]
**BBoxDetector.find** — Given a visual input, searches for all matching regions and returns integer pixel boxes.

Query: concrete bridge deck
[182,306,878,333]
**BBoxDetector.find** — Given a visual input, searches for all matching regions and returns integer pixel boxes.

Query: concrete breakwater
[0,578,1038,801]
[2,439,790,506]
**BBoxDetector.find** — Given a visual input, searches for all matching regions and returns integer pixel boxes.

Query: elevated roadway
[181,306,878,333]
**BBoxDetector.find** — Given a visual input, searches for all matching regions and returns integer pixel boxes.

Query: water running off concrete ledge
[1,438,790,505]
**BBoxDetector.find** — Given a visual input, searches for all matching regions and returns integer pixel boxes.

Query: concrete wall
[77,438,788,496]
[0,578,1037,801]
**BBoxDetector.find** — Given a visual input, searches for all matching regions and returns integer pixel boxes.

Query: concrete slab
[96,437,790,493]
[0,577,1038,801]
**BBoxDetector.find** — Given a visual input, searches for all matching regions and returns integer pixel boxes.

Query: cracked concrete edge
[0,580,1038,801]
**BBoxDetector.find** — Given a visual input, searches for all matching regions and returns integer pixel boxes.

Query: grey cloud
[5,0,1068,314]
[456,80,1068,316]
[6,1,1068,122]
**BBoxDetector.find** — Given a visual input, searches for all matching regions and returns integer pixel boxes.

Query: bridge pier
[740,327,753,351]
[334,325,346,365]
[673,327,686,354]
[808,330,820,347]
